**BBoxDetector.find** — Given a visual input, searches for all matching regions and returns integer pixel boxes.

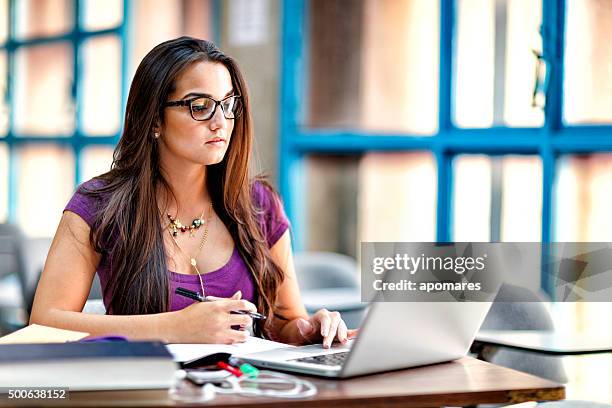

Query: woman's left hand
[296,309,356,348]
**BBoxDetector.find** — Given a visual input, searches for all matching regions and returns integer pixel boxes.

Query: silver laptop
[241,301,491,378]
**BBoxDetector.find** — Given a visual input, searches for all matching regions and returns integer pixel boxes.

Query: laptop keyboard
[293,351,349,366]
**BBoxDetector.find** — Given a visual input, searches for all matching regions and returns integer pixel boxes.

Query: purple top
[64,179,290,313]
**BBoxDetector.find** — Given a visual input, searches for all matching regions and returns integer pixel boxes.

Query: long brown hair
[84,37,285,335]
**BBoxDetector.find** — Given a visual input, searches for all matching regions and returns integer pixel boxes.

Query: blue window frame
[279,0,612,295]
[1,0,130,221]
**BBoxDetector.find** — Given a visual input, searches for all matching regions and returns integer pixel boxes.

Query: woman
[30,37,354,347]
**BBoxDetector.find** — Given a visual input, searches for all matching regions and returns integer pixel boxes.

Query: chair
[0,223,38,333]
[474,283,568,383]
[0,223,105,332]
[293,251,367,328]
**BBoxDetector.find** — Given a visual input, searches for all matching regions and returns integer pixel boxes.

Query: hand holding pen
[175,287,267,320]
[172,290,258,343]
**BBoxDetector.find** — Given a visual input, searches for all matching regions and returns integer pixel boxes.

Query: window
[0,0,126,237]
[280,0,612,297]
[455,0,543,127]
[564,0,612,125]
[453,155,542,242]
[1,0,216,237]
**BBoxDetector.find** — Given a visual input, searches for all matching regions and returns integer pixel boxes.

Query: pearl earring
[154,132,160,139]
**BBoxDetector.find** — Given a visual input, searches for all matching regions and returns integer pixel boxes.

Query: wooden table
[1,357,564,407]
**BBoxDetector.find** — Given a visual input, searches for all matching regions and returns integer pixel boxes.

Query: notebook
[166,336,294,362]
[0,341,177,391]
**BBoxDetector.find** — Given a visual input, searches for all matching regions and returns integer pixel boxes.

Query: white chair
[0,224,37,333]
[293,251,366,328]
[474,284,568,383]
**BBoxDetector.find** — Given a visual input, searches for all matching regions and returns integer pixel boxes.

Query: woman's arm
[30,211,171,339]
[29,211,255,344]
[267,230,352,347]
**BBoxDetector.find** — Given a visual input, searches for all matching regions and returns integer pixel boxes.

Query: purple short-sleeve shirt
[64,179,290,313]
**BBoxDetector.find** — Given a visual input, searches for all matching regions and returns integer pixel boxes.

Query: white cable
[168,371,217,403]
[170,369,318,402]
[212,370,317,399]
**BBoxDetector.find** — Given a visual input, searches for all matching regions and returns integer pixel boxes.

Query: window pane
[0,0,8,44]
[14,43,74,136]
[82,36,121,135]
[360,153,437,241]
[305,152,436,256]
[16,145,74,237]
[455,0,494,127]
[80,146,114,182]
[15,0,73,39]
[500,156,542,241]
[306,156,360,257]
[306,0,439,134]
[455,0,543,128]
[0,143,7,222]
[504,0,544,126]
[564,0,612,124]
[0,51,7,136]
[83,0,123,31]
[453,155,541,241]
[556,154,612,241]
[453,155,492,241]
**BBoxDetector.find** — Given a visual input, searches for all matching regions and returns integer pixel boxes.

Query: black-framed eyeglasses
[164,95,243,121]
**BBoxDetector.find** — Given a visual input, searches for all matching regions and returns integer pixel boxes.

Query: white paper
[166,336,294,362]
[0,324,89,344]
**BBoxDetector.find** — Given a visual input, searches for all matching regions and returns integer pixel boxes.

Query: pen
[175,287,267,320]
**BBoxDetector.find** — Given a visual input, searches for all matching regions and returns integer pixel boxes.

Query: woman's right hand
[170,293,257,344]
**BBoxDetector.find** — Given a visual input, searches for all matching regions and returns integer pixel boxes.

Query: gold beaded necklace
[169,202,213,296]
[167,205,207,237]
